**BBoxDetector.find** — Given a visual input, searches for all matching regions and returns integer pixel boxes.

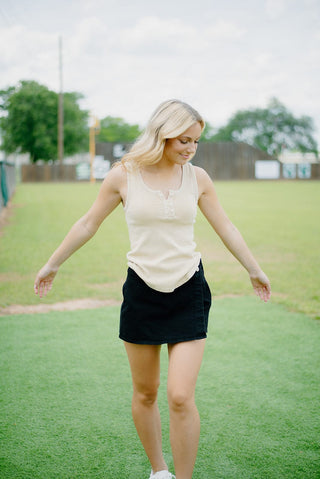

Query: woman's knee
[133,381,160,407]
[167,387,194,413]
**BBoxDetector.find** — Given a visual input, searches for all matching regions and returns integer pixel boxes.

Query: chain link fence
[0,161,16,214]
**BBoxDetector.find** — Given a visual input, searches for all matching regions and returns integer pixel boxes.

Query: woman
[34,99,271,479]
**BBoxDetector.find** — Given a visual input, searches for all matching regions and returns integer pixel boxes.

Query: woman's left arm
[195,166,271,302]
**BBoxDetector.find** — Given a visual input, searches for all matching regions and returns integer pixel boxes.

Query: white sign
[255,161,280,179]
[113,144,126,158]
[283,164,296,179]
[76,162,90,180]
[93,156,110,179]
[298,163,311,179]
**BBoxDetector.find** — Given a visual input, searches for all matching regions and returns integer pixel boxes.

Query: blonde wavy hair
[118,99,205,168]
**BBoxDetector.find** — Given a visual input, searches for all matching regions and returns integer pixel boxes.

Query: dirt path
[0,293,254,316]
[0,298,121,316]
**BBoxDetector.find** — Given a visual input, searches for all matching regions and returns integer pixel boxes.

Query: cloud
[111,16,197,55]
[204,20,246,40]
[68,16,108,56]
[0,25,58,89]
[264,0,288,19]
[108,16,246,57]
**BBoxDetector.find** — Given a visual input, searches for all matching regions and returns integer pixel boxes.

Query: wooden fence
[195,142,274,179]
[20,142,320,181]
[21,163,77,182]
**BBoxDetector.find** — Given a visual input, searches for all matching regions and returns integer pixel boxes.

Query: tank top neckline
[138,164,185,200]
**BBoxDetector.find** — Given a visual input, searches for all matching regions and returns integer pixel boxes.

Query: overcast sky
[1,0,319,144]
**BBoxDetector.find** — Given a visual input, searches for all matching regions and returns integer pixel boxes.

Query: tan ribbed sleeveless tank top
[124,162,201,292]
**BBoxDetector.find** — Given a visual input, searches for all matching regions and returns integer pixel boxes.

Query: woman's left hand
[250,271,271,302]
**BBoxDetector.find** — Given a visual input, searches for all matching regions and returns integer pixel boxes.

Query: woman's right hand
[34,264,59,298]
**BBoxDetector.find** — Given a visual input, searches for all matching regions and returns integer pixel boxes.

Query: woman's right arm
[34,166,126,298]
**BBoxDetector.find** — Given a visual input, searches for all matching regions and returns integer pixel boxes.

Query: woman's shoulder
[103,163,127,189]
[191,164,214,196]
[191,164,212,182]
[111,162,128,176]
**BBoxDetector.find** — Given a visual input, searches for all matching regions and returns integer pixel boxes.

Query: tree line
[0,80,318,163]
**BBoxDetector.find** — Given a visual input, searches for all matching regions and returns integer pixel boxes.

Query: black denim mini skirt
[119,260,212,345]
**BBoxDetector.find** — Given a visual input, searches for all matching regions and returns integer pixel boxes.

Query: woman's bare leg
[124,342,168,473]
[167,339,206,479]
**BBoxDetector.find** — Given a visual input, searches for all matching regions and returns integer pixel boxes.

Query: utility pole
[58,35,64,164]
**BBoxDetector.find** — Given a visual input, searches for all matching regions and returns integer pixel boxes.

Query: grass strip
[0,181,319,317]
[1,297,319,478]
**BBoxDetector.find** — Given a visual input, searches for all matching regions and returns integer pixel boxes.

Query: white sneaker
[149,470,176,479]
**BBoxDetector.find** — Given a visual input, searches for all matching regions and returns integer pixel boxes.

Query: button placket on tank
[165,192,175,219]
[158,191,176,219]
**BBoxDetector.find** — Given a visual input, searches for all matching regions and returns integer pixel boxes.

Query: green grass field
[1,181,319,478]
[1,299,319,478]
[0,181,319,317]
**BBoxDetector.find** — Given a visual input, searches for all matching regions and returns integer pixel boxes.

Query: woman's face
[163,122,202,165]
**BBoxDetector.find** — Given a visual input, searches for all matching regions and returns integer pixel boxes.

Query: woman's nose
[187,142,197,153]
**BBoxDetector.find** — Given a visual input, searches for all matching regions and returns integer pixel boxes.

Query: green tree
[0,80,88,162]
[201,121,216,142]
[212,98,318,156]
[97,116,142,143]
